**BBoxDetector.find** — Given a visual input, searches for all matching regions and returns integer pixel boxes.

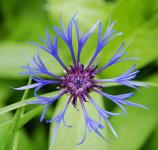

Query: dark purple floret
[60,64,100,107]
[16,16,147,149]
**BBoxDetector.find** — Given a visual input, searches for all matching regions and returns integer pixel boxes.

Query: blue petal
[94,89,147,113]
[33,31,69,72]
[48,96,72,149]
[97,65,146,88]
[62,117,72,128]
[104,118,118,138]
[76,125,87,145]
[14,83,40,90]
[96,42,126,73]
[40,103,50,122]
[87,94,119,138]
[80,100,107,142]
[50,123,61,150]
[53,16,76,65]
[22,52,61,79]
[74,19,98,64]
[46,96,72,123]
[26,90,67,105]
[87,20,122,67]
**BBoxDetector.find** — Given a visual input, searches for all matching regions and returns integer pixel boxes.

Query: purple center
[61,64,99,106]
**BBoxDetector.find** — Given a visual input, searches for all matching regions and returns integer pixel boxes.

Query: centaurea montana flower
[16,17,147,148]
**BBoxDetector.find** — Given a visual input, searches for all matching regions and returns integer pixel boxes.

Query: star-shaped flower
[16,16,147,149]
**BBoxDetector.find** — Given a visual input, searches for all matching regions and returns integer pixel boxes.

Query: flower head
[16,16,147,149]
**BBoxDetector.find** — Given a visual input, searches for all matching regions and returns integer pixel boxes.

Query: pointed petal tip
[46,119,52,123]
[14,87,24,90]
[141,105,149,110]
[40,118,44,123]
[76,140,84,146]
[115,134,119,139]
[46,121,49,124]
[122,111,128,116]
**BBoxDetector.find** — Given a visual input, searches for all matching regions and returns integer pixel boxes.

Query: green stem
[10,78,32,150]
[12,132,20,150]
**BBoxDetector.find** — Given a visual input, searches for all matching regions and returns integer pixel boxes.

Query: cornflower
[16,16,147,149]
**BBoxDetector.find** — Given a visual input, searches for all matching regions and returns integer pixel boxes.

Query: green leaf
[0,89,56,149]
[0,42,35,79]
[16,130,35,150]
[142,125,158,150]
[2,79,31,150]
[107,75,158,150]
[0,99,30,116]
[49,93,108,150]
[0,81,12,123]
[111,0,158,34]
[0,91,58,115]
[47,0,114,28]
[0,0,51,41]
[128,14,158,69]
[32,125,48,150]
[0,106,43,129]
[0,41,69,79]
[98,0,158,76]
[0,106,43,150]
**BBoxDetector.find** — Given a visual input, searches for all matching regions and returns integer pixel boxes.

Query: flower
[16,16,147,149]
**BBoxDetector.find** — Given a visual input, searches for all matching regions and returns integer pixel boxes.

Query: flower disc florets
[61,64,99,105]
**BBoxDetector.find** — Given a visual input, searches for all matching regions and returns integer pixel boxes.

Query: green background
[0,0,158,150]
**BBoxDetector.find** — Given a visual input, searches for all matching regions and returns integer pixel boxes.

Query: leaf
[0,106,43,149]
[0,91,58,115]
[47,0,114,28]
[0,90,57,149]
[142,125,158,150]
[49,93,108,150]
[0,99,30,116]
[0,106,43,129]
[0,42,35,79]
[32,125,48,150]
[107,75,158,150]
[98,0,158,77]
[0,81,12,123]
[0,0,51,41]
[1,77,31,150]
[111,0,158,34]
[0,41,70,79]
[16,130,35,150]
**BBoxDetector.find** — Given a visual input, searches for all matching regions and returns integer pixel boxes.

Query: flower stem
[10,78,32,150]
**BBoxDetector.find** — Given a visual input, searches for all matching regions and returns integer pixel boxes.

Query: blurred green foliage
[0,0,158,150]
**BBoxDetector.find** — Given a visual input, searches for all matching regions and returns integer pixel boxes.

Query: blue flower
[16,16,147,149]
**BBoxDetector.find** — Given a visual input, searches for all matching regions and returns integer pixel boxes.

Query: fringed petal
[87,94,119,138]
[62,117,72,128]
[94,89,147,113]
[96,65,146,88]
[80,100,107,142]
[52,16,76,65]
[73,18,99,64]
[47,96,72,149]
[76,125,87,145]
[14,83,40,90]
[87,20,122,67]
[21,52,61,79]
